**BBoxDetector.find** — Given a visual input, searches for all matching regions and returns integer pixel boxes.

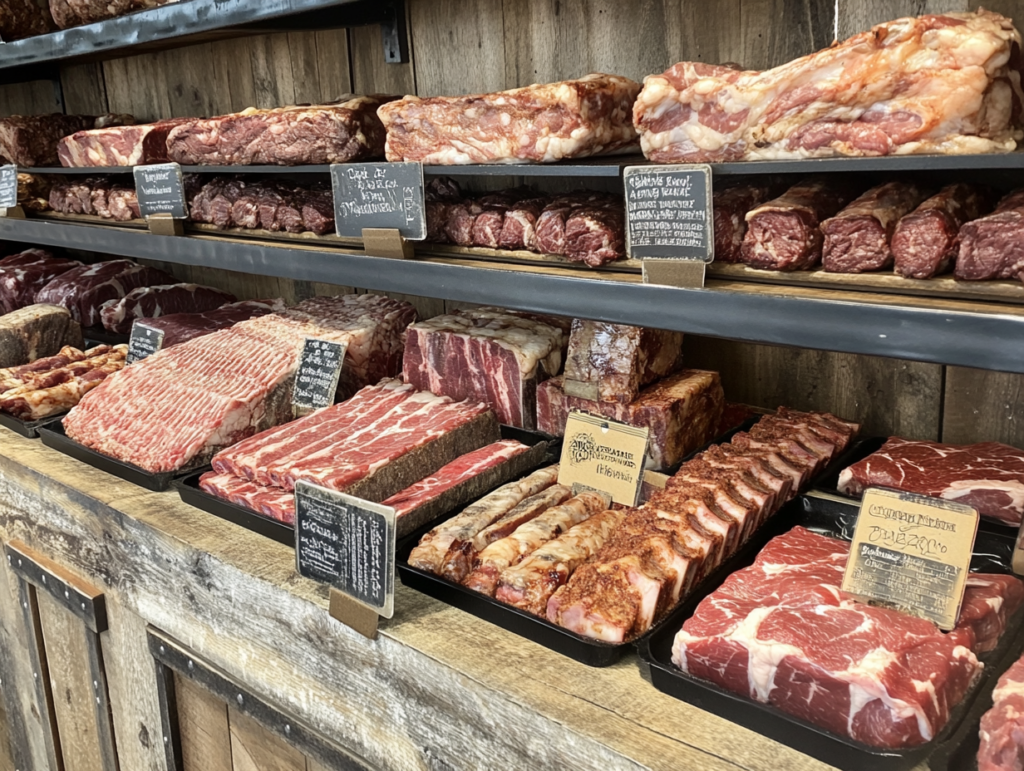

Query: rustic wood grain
[228,707,305,771]
[942,368,1024,448]
[313,30,354,100]
[683,337,944,439]
[177,674,232,771]
[36,592,106,771]
[0,81,63,118]
[837,0,968,39]
[59,64,111,115]
[409,0,506,95]
[348,19,416,96]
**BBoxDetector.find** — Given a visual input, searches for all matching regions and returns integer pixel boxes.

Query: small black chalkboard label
[624,164,713,262]
[292,338,346,413]
[126,321,164,364]
[331,162,426,240]
[133,163,187,219]
[294,481,396,617]
[0,165,17,209]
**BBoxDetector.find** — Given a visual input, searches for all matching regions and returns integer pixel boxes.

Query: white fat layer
[942,479,1024,514]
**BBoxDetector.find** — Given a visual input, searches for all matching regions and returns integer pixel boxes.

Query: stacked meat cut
[138,299,285,348]
[633,11,1024,162]
[187,176,335,235]
[58,118,190,167]
[839,437,1024,526]
[36,260,176,327]
[0,250,82,314]
[63,294,417,473]
[99,283,236,334]
[979,653,1024,770]
[378,74,640,165]
[200,379,502,527]
[0,344,127,420]
[674,527,1024,748]
[402,307,570,429]
[47,177,141,221]
[0,114,135,166]
[425,179,626,267]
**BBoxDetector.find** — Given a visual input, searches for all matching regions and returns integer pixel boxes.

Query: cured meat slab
[562,320,683,404]
[140,299,285,348]
[0,305,83,368]
[0,113,134,166]
[536,370,724,469]
[58,119,190,167]
[892,183,993,278]
[633,11,1024,162]
[821,182,928,273]
[166,97,394,166]
[199,471,297,524]
[838,437,1024,526]
[36,260,177,327]
[378,74,641,164]
[956,189,1024,284]
[979,653,1024,771]
[673,527,1021,749]
[712,183,775,263]
[402,307,569,429]
[63,295,417,473]
[47,177,141,221]
[99,284,237,334]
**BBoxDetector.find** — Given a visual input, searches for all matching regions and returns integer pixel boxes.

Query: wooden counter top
[0,427,849,771]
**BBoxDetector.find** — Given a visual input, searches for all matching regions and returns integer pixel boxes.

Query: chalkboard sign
[0,165,17,209]
[624,164,713,262]
[294,481,397,617]
[292,338,346,413]
[331,162,426,240]
[133,163,188,219]
[842,488,978,630]
[126,321,165,364]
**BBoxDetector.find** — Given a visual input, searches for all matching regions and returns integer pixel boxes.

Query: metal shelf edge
[0,216,1020,374]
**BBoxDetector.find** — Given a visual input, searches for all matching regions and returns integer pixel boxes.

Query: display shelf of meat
[173,425,557,548]
[397,416,861,667]
[0,0,402,85]
[637,494,1024,771]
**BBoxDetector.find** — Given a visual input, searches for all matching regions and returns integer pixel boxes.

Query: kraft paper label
[558,411,649,507]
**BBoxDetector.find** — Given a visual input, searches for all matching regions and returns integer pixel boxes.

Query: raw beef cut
[0,113,134,166]
[959,574,1024,653]
[471,191,526,248]
[821,182,929,273]
[956,189,1024,283]
[62,294,417,472]
[402,307,569,429]
[0,304,83,368]
[49,0,177,28]
[206,379,498,504]
[141,299,285,348]
[36,260,176,327]
[199,471,297,524]
[187,176,335,234]
[0,0,56,40]
[99,284,236,334]
[633,11,1024,162]
[47,178,140,221]
[380,439,539,536]
[378,74,641,164]
[57,118,190,167]
[672,527,1021,748]
[536,370,724,469]
[0,250,81,313]
[838,437,1024,526]
[498,197,547,251]
[562,320,683,404]
[166,97,395,166]
[564,204,626,267]
[0,344,127,420]
[892,184,994,278]
[712,183,775,262]
[741,179,854,270]
[979,653,1024,771]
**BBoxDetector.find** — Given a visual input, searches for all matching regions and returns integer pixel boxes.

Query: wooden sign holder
[329,587,379,639]
[363,227,413,260]
[147,213,185,236]
[642,259,706,289]
[1,205,26,219]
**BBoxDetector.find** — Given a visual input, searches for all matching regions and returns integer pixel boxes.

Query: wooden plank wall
[0,0,1020,447]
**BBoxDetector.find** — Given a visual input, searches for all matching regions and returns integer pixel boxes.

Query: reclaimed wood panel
[409,0,506,95]
[177,674,232,771]
[0,81,63,117]
[36,592,106,771]
[837,0,968,38]
[348,18,415,95]
[228,708,304,771]
[0,680,12,771]
[683,336,944,439]
[60,63,111,115]
[942,368,1024,449]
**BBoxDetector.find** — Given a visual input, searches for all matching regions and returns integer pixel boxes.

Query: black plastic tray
[81,326,130,347]
[0,410,65,439]
[38,421,196,492]
[637,494,1024,771]
[173,425,559,548]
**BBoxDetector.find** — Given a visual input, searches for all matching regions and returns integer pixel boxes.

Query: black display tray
[81,326,130,347]
[637,493,1024,771]
[0,410,65,439]
[38,421,196,492]
[173,426,559,548]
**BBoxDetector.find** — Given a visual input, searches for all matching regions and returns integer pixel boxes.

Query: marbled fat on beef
[35,260,176,327]
[140,299,286,348]
[956,189,1024,284]
[633,11,1024,162]
[378,74,641,164]
[0,250,82,314]
[99,283,237,334]
[166,97,395,166]
[402,307,569,429]
[838,437,1024,526]
[58,119,190,167]
[712,183,775,262]
[0,113,134,166]
[979,654,1024,771]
